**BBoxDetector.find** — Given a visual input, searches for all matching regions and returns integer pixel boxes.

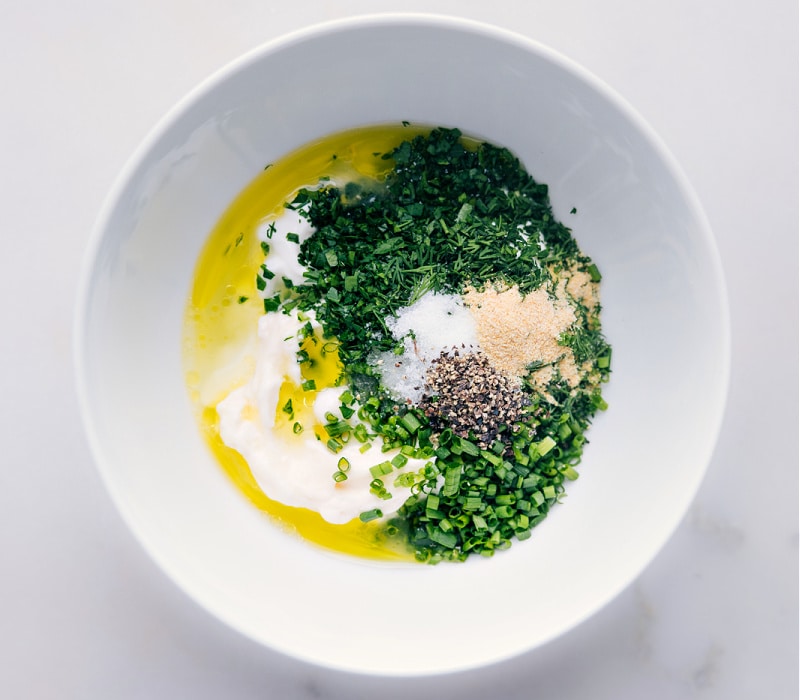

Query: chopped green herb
[359,508,383,523]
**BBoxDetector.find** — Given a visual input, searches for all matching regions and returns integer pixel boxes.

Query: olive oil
[184,125,431,562]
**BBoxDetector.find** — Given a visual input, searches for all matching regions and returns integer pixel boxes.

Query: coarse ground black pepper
[420,350,531,449]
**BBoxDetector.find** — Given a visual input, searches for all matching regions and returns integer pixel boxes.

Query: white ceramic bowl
[75,15,729,675]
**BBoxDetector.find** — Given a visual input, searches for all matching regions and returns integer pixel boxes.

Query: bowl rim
[73,12,731,675]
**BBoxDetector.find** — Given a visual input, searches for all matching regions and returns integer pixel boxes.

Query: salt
[374,292,479,403]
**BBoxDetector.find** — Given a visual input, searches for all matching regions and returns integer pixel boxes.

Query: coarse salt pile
[375,292,478,403]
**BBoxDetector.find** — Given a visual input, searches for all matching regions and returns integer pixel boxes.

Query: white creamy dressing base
[216,207,444,525]
[217,310,433,524]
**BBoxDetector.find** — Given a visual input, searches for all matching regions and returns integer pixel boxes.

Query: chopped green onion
[391,453,408,469]
[353,423,369,443]
[463,496,483,511]
[430,528,457,548]
[480,449,503,467]
[459,438,480,457]
[537,436,556,456]
[369,461,393,478]
[562,466,579,481]
[399,412,422,434]
[324,420,350,437]
[442,466,461,498]
[393,472,416,488]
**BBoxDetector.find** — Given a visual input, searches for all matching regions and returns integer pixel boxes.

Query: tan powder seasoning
[463,283,582,389]
[563,266,599,312]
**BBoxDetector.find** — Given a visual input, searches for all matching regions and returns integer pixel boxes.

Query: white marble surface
[1,1,796,698]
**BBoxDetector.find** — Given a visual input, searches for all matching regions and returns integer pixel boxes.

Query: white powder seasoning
[375,292,479,403]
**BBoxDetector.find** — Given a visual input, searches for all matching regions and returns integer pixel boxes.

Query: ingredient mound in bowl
[186,125,611,564]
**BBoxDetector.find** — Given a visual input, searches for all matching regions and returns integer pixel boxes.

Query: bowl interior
[76,16,729,675]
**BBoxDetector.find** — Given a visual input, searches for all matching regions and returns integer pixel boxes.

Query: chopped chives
[324,420,350,437]
[459,438,480,457]
[369,461,393,478]
[399,412,422,434]
[463,496,483,511]
[393,472,416,488]
[480,449,502,467]
[353,424,369,443]
[359,509,382,523]
[391,453,408,469]
[442,466,461,497]
[562,465,579,481]
[537,436,556,456]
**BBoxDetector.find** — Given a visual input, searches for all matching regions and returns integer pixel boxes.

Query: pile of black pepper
[419,350,531,449]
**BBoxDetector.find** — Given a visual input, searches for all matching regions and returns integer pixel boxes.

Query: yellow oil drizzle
[184,124,434,562]
[274,330,344,442]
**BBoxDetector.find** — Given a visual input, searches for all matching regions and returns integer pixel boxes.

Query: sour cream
[216,310,428,525]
